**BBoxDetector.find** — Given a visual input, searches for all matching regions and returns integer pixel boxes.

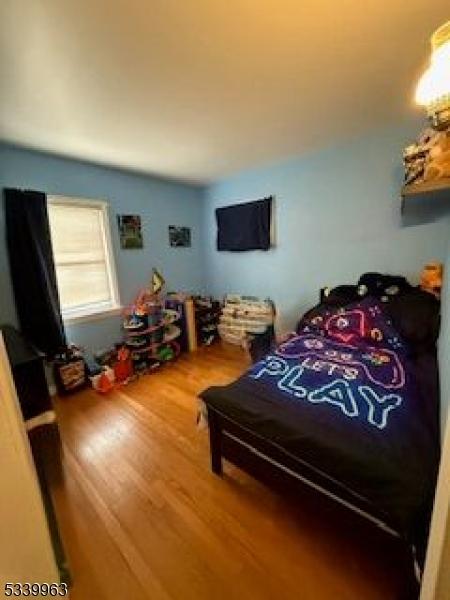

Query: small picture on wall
[169,226,191,248]
[117,214,143,249]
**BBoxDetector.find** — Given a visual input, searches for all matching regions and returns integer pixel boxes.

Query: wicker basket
[218,295,275,345]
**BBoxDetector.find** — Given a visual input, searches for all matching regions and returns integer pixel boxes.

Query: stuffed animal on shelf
[403,127,438,185]
[423,129,450,182]
[403,127,450,185]
[420,262,443,298]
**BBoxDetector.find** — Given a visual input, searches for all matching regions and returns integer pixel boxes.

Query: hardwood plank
[51,456,148,600]
[51,342,414,599]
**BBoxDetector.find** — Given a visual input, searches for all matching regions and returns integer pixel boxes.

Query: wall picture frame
[117,214,143,249]
[169,226,191,248]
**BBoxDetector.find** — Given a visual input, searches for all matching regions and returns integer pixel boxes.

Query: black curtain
[4,188,66,356]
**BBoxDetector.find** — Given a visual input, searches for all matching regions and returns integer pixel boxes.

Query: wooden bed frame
[207,405,423,591]
[207,405,402,537]
[205,285,431,585]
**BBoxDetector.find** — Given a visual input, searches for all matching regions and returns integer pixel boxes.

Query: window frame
[48,196,121,324]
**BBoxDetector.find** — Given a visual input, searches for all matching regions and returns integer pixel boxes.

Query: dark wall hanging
[169,226,191,247]
[216,196,272,251]
[117,214,143,249]
[3,188,67,356]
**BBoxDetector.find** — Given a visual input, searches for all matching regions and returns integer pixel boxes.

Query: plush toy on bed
[420,262,443,298]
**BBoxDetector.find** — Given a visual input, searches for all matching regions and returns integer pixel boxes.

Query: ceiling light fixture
[415,20,450,129]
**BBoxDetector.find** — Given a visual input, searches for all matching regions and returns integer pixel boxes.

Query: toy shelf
[127,322,164,336]
[126,310,181,337]
[401,177,450,212]
[126,332,181,354]
[148,340,180,359]
[164,324,181,342]
[127,344,154,354]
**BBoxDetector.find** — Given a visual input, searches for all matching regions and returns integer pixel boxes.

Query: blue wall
[2,124,449,425]
[0,143,205,351]
[203,122,450,332]
[1,129,449,436]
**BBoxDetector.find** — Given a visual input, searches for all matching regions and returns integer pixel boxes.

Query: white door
[0,334,59,585]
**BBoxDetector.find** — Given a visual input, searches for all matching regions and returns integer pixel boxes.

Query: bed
[200,277,441,571]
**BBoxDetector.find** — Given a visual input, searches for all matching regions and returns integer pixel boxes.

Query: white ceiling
[0,1,448,183]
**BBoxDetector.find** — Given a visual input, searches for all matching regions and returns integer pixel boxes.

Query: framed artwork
[117,214,143,249]
[169,226,191,248]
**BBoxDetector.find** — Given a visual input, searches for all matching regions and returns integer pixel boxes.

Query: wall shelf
[401,177,450,212]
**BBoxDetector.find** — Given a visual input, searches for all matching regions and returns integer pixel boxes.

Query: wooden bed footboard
[206,405,400,537]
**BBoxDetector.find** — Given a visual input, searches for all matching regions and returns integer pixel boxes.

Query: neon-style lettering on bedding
[277,366,307,398]
[325,309,367,343]
[251,356,307,398]
[299,356,358,380]
[251,356,289,380]
[358,386,402,429]
[250,356,402,430]
[308,380,358,417]
[276,335,405,390]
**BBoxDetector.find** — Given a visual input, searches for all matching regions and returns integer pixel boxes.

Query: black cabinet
[0,324,53,420]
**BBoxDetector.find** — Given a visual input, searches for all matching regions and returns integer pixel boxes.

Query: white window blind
[48,198,120,322]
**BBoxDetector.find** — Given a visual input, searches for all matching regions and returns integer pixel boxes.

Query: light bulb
[415,21,450,128]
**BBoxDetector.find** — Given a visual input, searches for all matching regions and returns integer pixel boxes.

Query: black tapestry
[4,188,66,356]
[216,196,272,251]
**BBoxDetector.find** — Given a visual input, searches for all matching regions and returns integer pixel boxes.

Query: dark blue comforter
[201,297,440,544]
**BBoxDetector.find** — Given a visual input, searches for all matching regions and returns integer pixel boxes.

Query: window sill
[62,305,123,325]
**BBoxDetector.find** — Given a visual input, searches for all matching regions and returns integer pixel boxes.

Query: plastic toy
[120,270,182,377]
[423,129,450,181]
[53,344,88,395]
[123,315,146,330]
[403,127,450,184]
[152,268,165,293]
[420,262,443,298]
[91,366,115,393]
[156,345,175,362]
[114,347,133,383]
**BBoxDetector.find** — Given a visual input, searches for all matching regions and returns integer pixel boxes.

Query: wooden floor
[51,342,415,599]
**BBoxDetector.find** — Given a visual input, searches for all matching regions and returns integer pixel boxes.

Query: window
[48,197,120,322]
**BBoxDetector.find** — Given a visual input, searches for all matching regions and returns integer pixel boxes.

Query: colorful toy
[53,344,88,395]
[121,270,182,377]
[154,341,180,362]
[423,128,450,181]
[123,315,146,330]
[420,262,443,298]
[91,366,115,394]
[152,268,165,293]
[156,345,175,362]
[113,347,133,383]
[403,126,450,185]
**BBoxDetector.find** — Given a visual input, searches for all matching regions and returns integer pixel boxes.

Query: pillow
[357,273,412,298]
[384,289,440,351]
[322,285,361,306]
[298,285,361,332]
